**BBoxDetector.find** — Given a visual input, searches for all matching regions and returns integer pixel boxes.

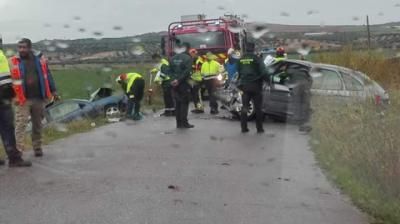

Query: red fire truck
[161,14,247,63]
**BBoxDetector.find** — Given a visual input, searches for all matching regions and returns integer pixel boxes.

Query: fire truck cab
[162,14,247,63]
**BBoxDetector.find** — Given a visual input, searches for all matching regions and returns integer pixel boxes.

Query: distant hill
[3,22,400,64]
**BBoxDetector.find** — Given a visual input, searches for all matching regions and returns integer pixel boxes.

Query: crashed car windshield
[0,1,398,224]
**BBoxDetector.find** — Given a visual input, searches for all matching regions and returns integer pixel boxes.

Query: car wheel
[104,104,121,122]
[230,99,257,121]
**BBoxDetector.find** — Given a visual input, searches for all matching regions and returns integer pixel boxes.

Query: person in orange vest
[11,38,58,157]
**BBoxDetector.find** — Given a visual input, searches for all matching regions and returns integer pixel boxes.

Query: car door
[339,71,366,100]
[263,62,293,114]
[310,67,344,98]
[46,100,93,123]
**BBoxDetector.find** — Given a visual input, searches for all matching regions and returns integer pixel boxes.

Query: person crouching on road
[151,54,175,117]
[201,52,222,115]
[11,38,58,157]
[0,48,31,167]
[169,42,194,129]
[116,73,145,120]
[237,42,267,134]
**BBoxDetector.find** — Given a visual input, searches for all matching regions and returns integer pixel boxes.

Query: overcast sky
[1,0,400,43]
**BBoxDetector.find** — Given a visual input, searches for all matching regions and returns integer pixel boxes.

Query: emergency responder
[169,42,194,129]
[201,52,222,114]
[292,68,312,132]
[225,48,240,82]
[151,54,175,117]
[189,48,205,113]
[116,73,145,120]
[0,47,32,167]
[12,38,58,157]
[237,42,266,133]
[275,47,287,61]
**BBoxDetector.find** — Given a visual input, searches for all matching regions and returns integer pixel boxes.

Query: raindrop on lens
[43,40,52,46]
[73,16,81,21]
[64,24,70,29]
[352,16,360,21]
[54,123,68,132]
[5,49,15,57]
[44,23,51,28]
[132,37,141,43]
[102,67,112,72]
[131,46,145,55]
[93,31,103,37]
[250,23,269,39]
[113,26,123,31]
[78,28,86,33]
[280,12,290,17]
[91,122,96,127]
[228,24,243,33]
[56,42,69,49]
[297,44,311,56]
[217,5,225,10]
[197,24,208,33]
[47,46,56,52]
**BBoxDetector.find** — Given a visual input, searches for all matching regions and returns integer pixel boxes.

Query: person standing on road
[151,54,175,117]
[11,38,58,157]
[0,48,32,167]
[116,73,145,120]
[169,43,194,129]
[237,42,266,133]
[201,52,222,114]
[225,48,240,82]
[189,48,205,114]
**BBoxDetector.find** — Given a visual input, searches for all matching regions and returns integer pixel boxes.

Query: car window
[312,69,342,90]
[341,72,364,91]
[48,102,81,121]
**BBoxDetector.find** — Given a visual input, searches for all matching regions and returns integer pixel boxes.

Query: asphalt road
[0,112,367,224]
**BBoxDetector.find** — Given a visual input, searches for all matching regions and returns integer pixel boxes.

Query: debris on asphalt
[168,185,181,192]
[221,162,231,166]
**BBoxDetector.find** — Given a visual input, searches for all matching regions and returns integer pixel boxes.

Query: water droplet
[47,46,56,52]
[91,122,96,127]
[4,49,15,57]
[378,12,384,16]
[113,26,123,31]
[44,23,51,28]
[352,16,360,21]
[74,16,81,21]
[217,5,225,10]
[93,31,103,37]
[173,46,186,54]
[131,37,141,43]
[197,24,208,33]
[102,67,112,72]
[395,3,400,7]
[55,42,69,49]
[131,45,145,55]
[43,40,52,46]
[320,22,326,28]
[280,12,290,17]
[310,71,322,78]
[54,123,68,132]
[78,28,86,33]
[297,46,311,56]
[241,14,249,19]
[228,24,243,33]
[250,23,269,39]
[63,24,70,29]
[267,33,276,39]
[306,10,319,16]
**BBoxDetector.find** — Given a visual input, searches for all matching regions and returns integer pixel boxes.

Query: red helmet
[276,47,285,56]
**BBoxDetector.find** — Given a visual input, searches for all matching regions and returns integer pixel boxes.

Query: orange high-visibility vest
[10,56,53,105]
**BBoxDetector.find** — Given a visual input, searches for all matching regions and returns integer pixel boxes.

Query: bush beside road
[311,50,400,224]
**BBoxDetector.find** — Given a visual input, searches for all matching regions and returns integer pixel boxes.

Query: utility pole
[367,15,371,50]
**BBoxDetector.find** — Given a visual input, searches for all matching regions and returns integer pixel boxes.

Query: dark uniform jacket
[169,53,193,84]
[237,53,267,86]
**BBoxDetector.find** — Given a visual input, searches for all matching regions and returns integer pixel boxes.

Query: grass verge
[311,49,400,223]
[0,118,107,160]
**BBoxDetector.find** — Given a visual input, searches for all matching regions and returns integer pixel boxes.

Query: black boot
[178,123,195,129]
[257,128,265,134]
[34,148,43,157]
[241,127,250,133]
[9,158,32,168]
